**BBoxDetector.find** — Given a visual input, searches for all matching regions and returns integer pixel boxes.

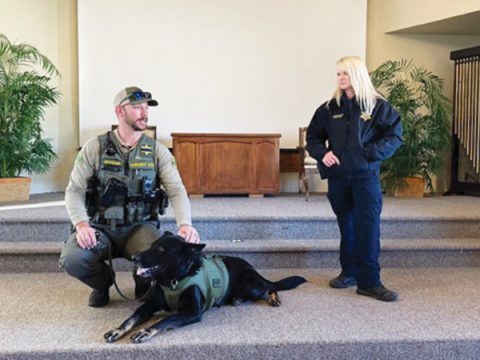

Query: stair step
[1,268,480,359]
[2,217,480,242]
[2,195,480,242]
[2,238,480,273]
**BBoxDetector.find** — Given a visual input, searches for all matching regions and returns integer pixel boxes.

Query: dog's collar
[166,255,201,290]
[169,279,178,290]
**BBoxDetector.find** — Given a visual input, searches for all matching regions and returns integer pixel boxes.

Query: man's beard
[125,116,148,132]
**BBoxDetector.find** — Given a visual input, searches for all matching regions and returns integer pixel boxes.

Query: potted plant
[0,34,60,202]
[370,59,451,197]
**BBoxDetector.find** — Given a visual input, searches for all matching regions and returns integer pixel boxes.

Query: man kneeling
[59,86,199,307]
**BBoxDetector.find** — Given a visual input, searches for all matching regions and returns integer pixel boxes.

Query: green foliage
[0,33,60,178]
[371,59,451,191]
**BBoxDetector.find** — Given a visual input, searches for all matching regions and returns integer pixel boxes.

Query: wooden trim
[171,133,281,138]
[450,46,480,60]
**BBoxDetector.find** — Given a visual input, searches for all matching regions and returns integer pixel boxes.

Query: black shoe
[329,274,357,289]
[88,287,110,307]
[356,285,398,302]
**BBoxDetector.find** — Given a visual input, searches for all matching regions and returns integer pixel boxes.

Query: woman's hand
[322,151,340,167]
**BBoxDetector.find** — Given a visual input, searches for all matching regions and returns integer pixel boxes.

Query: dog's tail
[272,276,307,291]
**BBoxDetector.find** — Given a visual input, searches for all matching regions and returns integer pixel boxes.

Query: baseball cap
[113,86,158,107]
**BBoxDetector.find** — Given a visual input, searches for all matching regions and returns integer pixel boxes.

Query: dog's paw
[268,292,281,307]
[231,297,243,306]
[131,328,158,343]
[104,328,126,343]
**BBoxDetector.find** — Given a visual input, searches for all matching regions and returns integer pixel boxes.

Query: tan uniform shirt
[65,130,191,228]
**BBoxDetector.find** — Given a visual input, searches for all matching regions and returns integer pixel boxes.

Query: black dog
[104,232,306,343]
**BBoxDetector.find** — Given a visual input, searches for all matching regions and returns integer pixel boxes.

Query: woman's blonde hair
[333,56,381,115]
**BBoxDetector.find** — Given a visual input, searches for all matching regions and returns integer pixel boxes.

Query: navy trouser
[327,176,383,289]
[59,222,161,290]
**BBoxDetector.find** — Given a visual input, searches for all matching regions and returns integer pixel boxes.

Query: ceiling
[389,10,480,36]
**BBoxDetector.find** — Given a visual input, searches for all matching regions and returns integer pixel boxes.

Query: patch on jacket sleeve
[76,153,84,164]
[212,278,222,288]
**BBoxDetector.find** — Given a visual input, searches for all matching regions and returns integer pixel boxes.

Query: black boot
[329,274,357,289]
[88,286,110,307]
[356,285,398,302]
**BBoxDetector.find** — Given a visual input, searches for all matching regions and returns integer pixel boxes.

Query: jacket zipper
[345,115,351,148]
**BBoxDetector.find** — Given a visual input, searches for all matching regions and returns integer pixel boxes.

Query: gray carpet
[1,268,480,359]
[1,194,480,359]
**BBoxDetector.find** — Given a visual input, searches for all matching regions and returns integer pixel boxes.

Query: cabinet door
[173,140,198,193]
[255,140,279,192]
[200,141,252,192]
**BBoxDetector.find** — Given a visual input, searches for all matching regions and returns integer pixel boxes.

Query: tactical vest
[161,255,230,312]
[92,131,158,228]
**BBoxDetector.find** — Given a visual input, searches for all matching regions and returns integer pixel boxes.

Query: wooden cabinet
[172,133,281,195]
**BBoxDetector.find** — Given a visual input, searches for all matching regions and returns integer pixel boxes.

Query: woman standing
[306,56,402,302]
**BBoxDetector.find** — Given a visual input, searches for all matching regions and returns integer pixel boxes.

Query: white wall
[78,0,367,148]
[0,0,61,193]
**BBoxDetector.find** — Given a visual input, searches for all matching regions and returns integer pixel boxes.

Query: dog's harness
[161,255,230,312]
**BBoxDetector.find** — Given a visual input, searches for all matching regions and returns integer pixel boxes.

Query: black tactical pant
[327,175,383,289]
[59,222,161,290]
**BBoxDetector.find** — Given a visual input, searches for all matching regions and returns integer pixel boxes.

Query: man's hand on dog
[75,221,97,249]
[177,224,200,243]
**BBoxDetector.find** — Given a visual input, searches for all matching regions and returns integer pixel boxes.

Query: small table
[172,133,281,196]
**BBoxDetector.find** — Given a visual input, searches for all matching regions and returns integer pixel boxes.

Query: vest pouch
[157,188,168,216]
[101,177,128,207]
[104,206,125,230]
[85,175,100,218]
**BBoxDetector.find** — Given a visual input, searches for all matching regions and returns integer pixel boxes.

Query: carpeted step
[1,268,480,359]
[2,216,480,242]
[2,238,480,273]
[1,195,480,243]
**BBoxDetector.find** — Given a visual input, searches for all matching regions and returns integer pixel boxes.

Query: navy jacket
[306,96,402,179]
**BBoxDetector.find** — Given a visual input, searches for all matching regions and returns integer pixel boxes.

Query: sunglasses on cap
[119,91,152,106]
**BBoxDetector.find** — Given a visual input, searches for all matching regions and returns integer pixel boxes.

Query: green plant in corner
[0,33,60,178]
[370,59,451,192]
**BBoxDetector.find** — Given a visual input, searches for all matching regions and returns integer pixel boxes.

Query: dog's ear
[183,242,206,253]
[161,231,174,237]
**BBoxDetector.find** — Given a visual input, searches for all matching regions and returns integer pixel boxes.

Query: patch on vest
[104,160,121,166]
[103,159,122,172]
[130,162,155,169]
[140,144,153,156]
[333,113,344,119]
[212,278,222,288]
